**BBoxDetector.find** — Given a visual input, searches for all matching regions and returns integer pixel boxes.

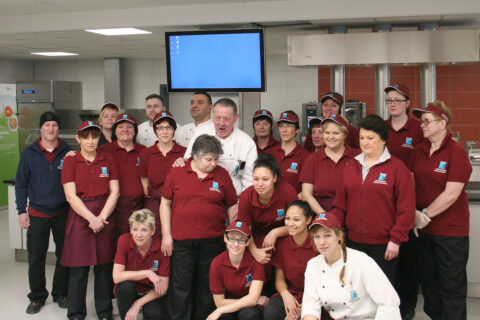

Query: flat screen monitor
[165,29,265,92]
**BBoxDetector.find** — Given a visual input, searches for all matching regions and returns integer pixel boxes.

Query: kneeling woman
[302,212,401,320]
[113,209,170,320]
[208,221,268,320]
[61,121,120,320]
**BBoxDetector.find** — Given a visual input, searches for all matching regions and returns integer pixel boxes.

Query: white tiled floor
[2,208,480,319]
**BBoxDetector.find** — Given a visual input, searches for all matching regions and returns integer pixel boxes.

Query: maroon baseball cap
[413,103,451,124]
[253,109,273,122]
[101,102,120,112]
[77,120,101,132]
[225,220,251,237]
[114,113,137,126]
[321,114,348,128]
[384,84,410,99]
[309,212,342,230]
[320,92,344,106]
[153,111,177,129]
[276,111,299,124]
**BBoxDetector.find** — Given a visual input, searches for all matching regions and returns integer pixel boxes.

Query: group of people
[15,85,472,320]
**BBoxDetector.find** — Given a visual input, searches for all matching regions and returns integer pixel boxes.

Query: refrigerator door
[18,102,53,152]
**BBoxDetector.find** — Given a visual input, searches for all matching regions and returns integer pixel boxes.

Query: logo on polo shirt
[373,172,387,185]
[286,162,299,174]
[245,273,253,287]
[209,181,221,193]
[276,208,285,221]
[434,161,447,174]
[99,167,109,178]
[402,137,414,149]
[57,159,64,170]
[150,260,159,272]
[136,157,140,166]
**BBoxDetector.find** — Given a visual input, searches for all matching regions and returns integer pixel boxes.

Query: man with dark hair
[137,94,168,147]
[175,91,214,147]
[15,111,71,314]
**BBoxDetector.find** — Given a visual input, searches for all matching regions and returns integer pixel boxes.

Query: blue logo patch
[123,114,128,119]
[236,222,242,228]
[152,260,158,268]
[290,162,298,170]
[330,114,336,119]
[101,167,108,174]
[405,137,412,145]
[88,121,93,126]
[212,181,219,189]
[439,161,447,170]
[393,85,399,89]
[277,209,285,217]
[262,110,267,115]
[246,273,253,283]
[162,112,167,116]
[137,157,140,165]
[282,113,287,118]
[378,173,387,181]
[350,290,358,300]
[319,213,326,219]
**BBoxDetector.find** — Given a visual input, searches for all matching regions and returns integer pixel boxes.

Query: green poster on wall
[0,84,19,206]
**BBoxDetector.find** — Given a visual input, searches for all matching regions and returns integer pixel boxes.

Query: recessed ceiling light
[84,28,152,36]
[31,52,78,56]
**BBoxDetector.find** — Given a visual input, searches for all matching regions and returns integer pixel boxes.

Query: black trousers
[417,232,468,320]
[67,263,113,320]
[115,281,167,320]
[348,240,398,285]
[219,306,263,320]
[26,214,69,303]
[263,294,286,320]
[166,237,225,320]
[395,230,419,312]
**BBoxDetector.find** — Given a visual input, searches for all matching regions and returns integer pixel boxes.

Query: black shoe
[26,301,45,314]
[401,308,415,320]
[53,296,68,309]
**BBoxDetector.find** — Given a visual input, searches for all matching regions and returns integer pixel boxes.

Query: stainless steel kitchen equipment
[344,100,366,129]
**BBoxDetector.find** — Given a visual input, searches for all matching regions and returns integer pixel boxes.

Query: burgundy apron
[144,188,162,238]
[61,195,115,267]
[114,195,144,240]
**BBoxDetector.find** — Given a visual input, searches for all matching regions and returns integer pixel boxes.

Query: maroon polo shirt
[254,135,280,156]
[304,124,360,152]
[114,233,170,295]
[271,235,317,301]
[299,145,360,210]
[386,116,424,165]
[330,155,415,245]
[38,138,60,164]
[162,159,238,240]
[210,250,265,299]
[61,151,119,198]
[99,141,146,198]
[408,132,472,236]
[271,143,311,193]
[237,181,298,247]
[139,142,186,197]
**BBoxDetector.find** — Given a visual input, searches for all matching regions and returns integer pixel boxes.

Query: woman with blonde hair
[302,212,401,320]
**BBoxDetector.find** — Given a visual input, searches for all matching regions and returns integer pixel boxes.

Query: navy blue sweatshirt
[15,139,71,215]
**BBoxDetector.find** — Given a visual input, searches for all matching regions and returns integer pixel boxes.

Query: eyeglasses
[385,99,407,105]
[419,119,442,125]
[155,125,174,131]
[225,235,248,245]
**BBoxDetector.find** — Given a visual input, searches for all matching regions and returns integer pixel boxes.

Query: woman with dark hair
[61,121,120,320]
[302,212,401,320]
[308,117,324,152]
[409,101,471,320]
[99,113,146,239]
[301,115,360,215]
[139,112,186,237]
[263,200,316,320]
[252,109,279,155]
[271,110,310,194]
[160,134,238,320]
[98,103,119,146]
[328,114,415,283]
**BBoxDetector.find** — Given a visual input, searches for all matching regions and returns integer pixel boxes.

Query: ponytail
[339,233,347,285]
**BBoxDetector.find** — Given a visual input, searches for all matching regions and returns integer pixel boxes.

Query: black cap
[39,111,60,128]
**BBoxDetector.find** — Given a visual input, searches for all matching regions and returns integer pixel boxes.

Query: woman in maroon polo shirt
[409,101,471,320]
[253,109,280,156]
[139,112,186,237]
[328,114,415,284]
[263,200,317,320]
[99,113,146,240]
[271,110,310,195]
[208,220,268,320]
[308,117,324,152]
[160,134,238,320]
[301,115,360,214]
[113,209,170,320]
[61,121,120,320]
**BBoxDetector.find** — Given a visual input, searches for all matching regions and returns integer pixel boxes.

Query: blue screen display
[166,31,264,91]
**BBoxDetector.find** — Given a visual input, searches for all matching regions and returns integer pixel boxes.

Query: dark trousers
[166,237,225,320]
[395,230,419,312]
[417,232,468,320]
[348,240,398,285]
[115,281,167,320]
[263,295,286,320]
[218,306,262,320]
[26,214,69,303]
[67,263,113,320]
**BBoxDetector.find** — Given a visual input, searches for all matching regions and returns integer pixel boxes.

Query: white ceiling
[0,0,479,60]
